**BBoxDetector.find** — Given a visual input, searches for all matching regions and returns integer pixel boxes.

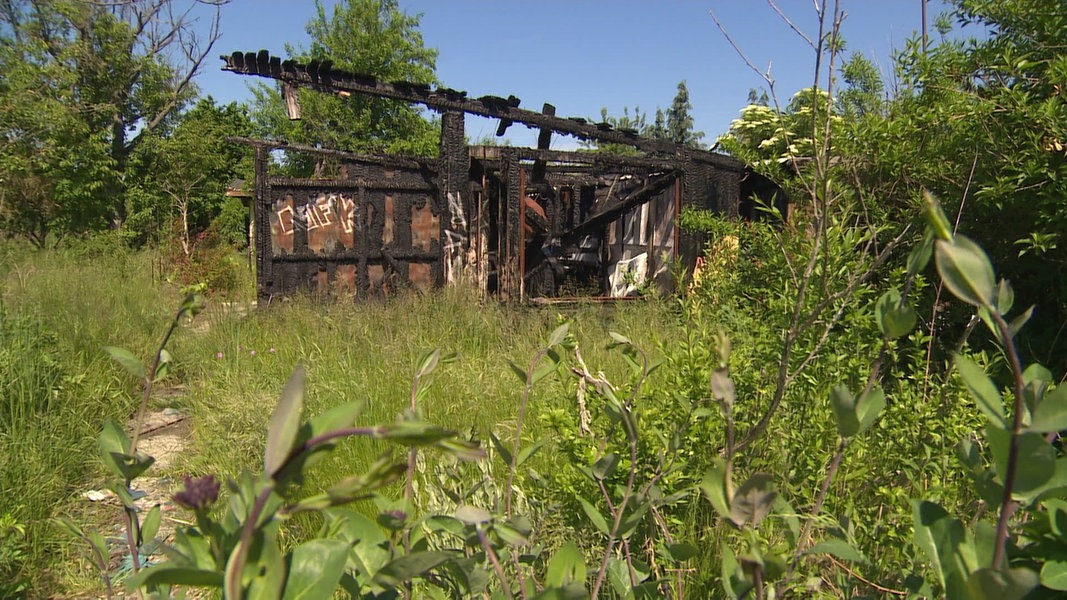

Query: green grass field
[0,240,678,596]
[0,231,994,598]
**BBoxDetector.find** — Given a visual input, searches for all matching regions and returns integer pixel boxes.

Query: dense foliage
[248,0,441,174]
[0,0,226,244]
[4,0,1067,598]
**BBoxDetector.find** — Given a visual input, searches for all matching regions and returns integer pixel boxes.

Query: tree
[717,87,841,180]
[250,0,440,175]
[667,80,705,148]
[128,97,254,249]
[580,106,649,155]
[649,108,669,141]
[0,0,227,242]
[844,0,1067,365]
[746,87,770,107]
[837,52,885,118]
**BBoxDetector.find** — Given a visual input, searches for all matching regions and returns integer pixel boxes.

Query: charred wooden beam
[266,178,436,192]
[220,50,743,167]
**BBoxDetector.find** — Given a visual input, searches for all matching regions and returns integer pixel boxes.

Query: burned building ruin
[221,50,784,302]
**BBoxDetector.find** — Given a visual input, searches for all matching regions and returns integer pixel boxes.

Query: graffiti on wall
[274,193,357,236]
[443,191,468,284]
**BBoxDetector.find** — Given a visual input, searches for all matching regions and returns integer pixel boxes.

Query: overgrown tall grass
[4,229,984,597]
[172,287,679,507]
[1,239,677,596]
[1,238,178,593]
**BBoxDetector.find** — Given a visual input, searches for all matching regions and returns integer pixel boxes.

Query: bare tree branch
[709,8,775,87]
[767,0,817,50]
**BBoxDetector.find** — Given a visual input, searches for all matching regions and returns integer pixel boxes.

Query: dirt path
[130,406,194,559]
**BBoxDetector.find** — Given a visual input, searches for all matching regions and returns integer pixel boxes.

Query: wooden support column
[438,110,469,285]
[254,145,273,301]
[501,148,522,300]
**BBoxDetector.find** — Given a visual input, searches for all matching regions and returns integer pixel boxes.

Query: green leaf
[507,360,529,383]
[856,387,886,435]
[112,451,155,482]
[966,567,1038,600]
[376,420,456,445]
[617,500,649,540]
[829,385,860,438]
[1030,384,1067,433]
[126,565,224,591]
[699,460,731,519]
[282,540,349,600]
[907,230,935,276]
[1009,305,1035,336]
[608,331,631,346]
[592,454,620,481]
[667,542,699,562]
[488,431,513,467]
[323,509,389,576]
[720,542,751,599]
[494,522,529,547]
[179,292,207,318]
[875,289,918,339]
[729,473,776,528]
[373,551,455,588]
[1041,559,1067,590]
[923,192,954,241]
[306,401,363,441]
[956,355,1007,427]
[912,500,968,596]
[577,496,611,536]
[986,427,1055,496]
[54,516,85,539]
[806,539,868,564]
[710,368,735,407]
[265,366,305,478]
[546,541,586,587]
[455,505,492,525]
[246,529,286,600]
[935,235,996,308]
[437,437,486,461]
[104,346,146,379]
[531,351,561,385]
[141,505,161,546]
[516,438,546,466]
[415,348,441,379]
[548,322,571,347]
[155,349,173,382]
[995,279,1014,314]
[273,401,366,486]
[98,418,132,479]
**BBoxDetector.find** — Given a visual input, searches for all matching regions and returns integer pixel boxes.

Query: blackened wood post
[438,110,469,285]
[254,145,273,301]
[502,148,522,300]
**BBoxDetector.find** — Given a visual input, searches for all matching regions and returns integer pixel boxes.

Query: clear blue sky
[195,0,955,149]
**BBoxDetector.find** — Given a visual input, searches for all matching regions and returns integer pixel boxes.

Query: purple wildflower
[173,475,220,511]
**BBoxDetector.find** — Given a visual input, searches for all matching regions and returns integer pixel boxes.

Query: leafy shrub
[0,304,62,429]
[163,225,247,297]
[0,511,29,597]
[211,196,249,249]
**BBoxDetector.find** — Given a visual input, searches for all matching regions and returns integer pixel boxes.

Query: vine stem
[990,309,1027,569]
[476,526,514,600]
[505,345,554,517]
[227,484,274,597]
[124,298,194,596]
